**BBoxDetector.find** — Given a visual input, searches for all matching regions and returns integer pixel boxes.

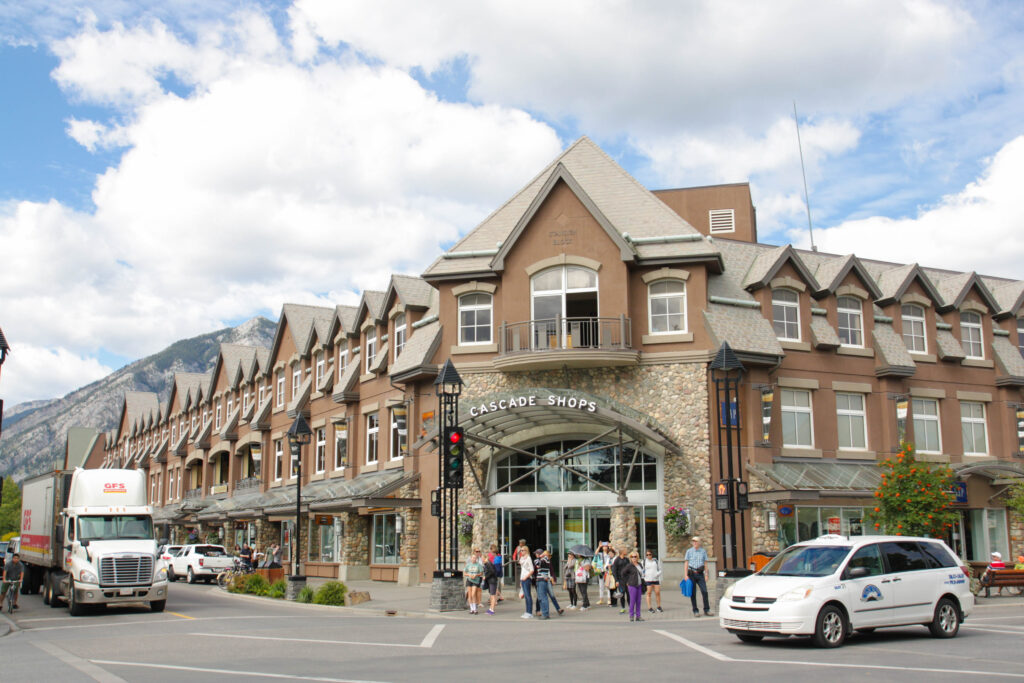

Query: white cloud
[797,135,1024,279]
[0,12,562,407]
[1,344,113,405]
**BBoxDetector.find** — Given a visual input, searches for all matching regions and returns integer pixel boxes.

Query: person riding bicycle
[1,552,25,610]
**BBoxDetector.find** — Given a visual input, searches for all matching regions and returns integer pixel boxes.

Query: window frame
[372,513,401,565]
[215,402,222,430]
[959,311,984,359]
[647,279,687,335]
[394,313,407,357]
[772,289,801,341]
[334,421,348,470]
[1017,318,1024,356]
[315,352,325,386]
[365,330,377,372]
[337,349,348,379]
[314,427,326,473]
[276,372,285,407]
[835,392,868,451]
[960,400,988,456]
[780,388,814,448]
[836,296,864,348]
[365,412,379,465]
[901,304,927,353]
[458,292,493,346]
[274,439,284,482]
[292,365,301,400]
[911,398,942,454]
[390,407,407,461]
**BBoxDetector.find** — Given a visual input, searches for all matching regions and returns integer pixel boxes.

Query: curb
[204,584,435,618]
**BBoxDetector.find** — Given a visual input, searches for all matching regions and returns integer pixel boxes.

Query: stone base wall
[750,503,780,553]
[342,512,370,567]
[1010,508,1023,559]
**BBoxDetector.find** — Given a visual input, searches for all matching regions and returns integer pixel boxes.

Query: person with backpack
[642,549,663,613]
[488,543,504,602]
[481,551,499,615]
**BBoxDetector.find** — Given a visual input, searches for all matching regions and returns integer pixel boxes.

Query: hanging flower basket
[664,506,690,538]
[457,510,474,545]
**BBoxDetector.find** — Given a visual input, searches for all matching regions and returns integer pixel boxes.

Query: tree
[867,443,958,537]
[0,476,22,536]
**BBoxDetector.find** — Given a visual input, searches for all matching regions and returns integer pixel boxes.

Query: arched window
[772,289,800,340]
[959,311,983,359]
[458,293,492,345]
[648,280,687,334]
[836,296,863,347]
[901,304,926,353]
[531,266,599,348]
[495,440,656,493]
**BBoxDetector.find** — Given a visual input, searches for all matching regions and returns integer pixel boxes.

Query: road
[2,583,1024,682]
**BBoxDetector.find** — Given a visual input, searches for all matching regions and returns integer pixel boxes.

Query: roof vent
[709,209,735,234]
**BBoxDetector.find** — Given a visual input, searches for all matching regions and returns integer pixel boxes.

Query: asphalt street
[2,582,1023,682]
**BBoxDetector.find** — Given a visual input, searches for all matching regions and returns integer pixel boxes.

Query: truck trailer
[20,467,169,615]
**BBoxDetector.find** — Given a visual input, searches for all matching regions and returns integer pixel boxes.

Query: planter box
[257,568,285,584]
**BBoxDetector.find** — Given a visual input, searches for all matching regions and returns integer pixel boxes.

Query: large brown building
[94,137,1023,585]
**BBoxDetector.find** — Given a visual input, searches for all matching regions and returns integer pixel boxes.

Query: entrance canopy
[748,461,881,501]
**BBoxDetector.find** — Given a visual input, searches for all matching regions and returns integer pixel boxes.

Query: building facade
[91,137,1023,585]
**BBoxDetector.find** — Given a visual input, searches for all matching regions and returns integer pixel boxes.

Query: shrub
[244,574,270,596]
[267,579,287,599]
[312,581,348,606]
[868,442,958,537]
[296,585,314,603]
[227,574,251,593]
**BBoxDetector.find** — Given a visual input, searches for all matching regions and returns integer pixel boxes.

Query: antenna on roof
[793,101,817,252]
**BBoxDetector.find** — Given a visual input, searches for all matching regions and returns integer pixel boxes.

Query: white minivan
[720,535,974,647]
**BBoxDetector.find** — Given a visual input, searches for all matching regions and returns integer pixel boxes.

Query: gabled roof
[810,253,883,299]
[172,372,209,412]
[66,427,102,469]
[118,392,159,441]
[355,290,387,327]
[330,304,359,340]
[391,320,441,383]
[422,136,720,280]
[927,270,999,312]
[741,245,819,292]
[388,275,435,311]
[269,304,335,362]
[211,343,259,393]
[872,262,944,307]
[987,280,1024,318]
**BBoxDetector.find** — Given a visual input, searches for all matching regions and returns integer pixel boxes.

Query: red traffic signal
[449,430,462,444]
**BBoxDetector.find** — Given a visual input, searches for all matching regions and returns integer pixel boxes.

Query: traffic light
[430,488,441,517]
[735,480,750,510]
[714,480,732,511]
[442,426,465,488]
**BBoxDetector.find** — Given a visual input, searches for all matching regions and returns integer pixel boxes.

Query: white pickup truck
[168,544,234,584]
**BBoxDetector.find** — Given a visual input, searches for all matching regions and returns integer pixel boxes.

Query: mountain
[0,317,277,481]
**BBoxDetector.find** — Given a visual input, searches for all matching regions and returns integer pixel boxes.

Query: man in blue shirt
[683,536,711,617]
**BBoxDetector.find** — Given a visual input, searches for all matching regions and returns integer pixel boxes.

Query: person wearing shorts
[464,548,484,614]
[642,549,663,613]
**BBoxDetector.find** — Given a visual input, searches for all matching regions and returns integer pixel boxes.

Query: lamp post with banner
[710,342,750,574]
[286,414,312,599]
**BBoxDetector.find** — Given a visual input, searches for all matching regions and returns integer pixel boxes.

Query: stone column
[471,506,497,556]
[610,504,636,554]
[339,512,370,581]
[398,508,421,586]
[224,521,236,549]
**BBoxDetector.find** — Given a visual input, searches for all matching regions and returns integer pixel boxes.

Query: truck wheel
[42,576,52,606]
[167,567,175,582]
[187,568,196,584]
[50,580,64,609]
[150,599,166,613]
[68,580,87,617]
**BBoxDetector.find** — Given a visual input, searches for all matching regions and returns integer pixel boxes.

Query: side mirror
[848,566,869,579]
[81,539,91,548]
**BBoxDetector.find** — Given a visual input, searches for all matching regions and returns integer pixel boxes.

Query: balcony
[235,476,261,492]
[184,487,203,500]
[495,316,639,371]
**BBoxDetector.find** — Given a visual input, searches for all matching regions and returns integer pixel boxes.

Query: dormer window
[215,403,222,430]
[1018,318,1024,356]
[276,371,285,407]
[901,304,927,353]
[648,280,686,334]
[836,296,863,347]
[959,311,983,359]
[337,349,348,378]
[315,352,325,385]
[772,289,800,341]
[292,365,301,399]
[365,330,377,372]
[459,293,493,345]
[394,314,407,356]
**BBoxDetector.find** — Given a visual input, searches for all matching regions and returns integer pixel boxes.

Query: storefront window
[633,505,659,559]
[783,506,870,547]
[372,513,400,564]
[495,440,656,493]
[966,508,1008,562]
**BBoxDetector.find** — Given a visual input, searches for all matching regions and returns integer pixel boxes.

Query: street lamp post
[710,342,748,573]
[287,414,312,599]
[429,359,467,611]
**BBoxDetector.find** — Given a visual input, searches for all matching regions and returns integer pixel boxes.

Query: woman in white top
[595,542,615,605]
[642,549,663,613]
[519,546,535,619]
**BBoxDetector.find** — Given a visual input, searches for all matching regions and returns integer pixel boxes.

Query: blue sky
[0,0,1023,407]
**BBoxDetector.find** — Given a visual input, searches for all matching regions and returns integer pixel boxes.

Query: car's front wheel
[928,598,960,638]
[813,604,847,648]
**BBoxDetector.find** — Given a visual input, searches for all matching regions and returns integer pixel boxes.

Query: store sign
[949,481,968,504]
[827,516,841,535]
[719,400,739,427]
[777,505,794,517]
[468,393,597,417]
[315,515,333,526]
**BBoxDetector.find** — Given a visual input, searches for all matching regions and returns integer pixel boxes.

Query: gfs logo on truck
[104,482,128,493]
[23,509,31,531]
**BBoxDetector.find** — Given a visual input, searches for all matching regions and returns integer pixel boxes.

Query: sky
[0,0,1023,408]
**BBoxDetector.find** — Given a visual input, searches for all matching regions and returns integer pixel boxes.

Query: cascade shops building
[83,137,1023,585]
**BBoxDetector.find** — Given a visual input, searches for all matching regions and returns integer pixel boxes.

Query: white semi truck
[20,467,169,615]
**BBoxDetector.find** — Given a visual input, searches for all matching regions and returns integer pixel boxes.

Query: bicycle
[1,580,21,614]
[217,561,255,589]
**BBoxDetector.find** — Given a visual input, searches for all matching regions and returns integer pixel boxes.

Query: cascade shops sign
[468,393,598,418]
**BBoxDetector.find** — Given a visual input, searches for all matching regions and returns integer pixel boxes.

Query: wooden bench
[977,568,1024,597]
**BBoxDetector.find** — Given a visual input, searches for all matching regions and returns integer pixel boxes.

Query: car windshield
[760,544,851,577]
[79,515,154,541]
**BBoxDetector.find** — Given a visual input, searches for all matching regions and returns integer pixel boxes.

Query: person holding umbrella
[569,543,594,611]
[563,552,578,609]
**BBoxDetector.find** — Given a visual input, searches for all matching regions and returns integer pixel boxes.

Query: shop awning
[953,461,1024,485]
[747,461,881,502]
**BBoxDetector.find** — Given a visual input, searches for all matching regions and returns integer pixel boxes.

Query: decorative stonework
[455,363,711,562]
[1010,509,1023,559]
[610,504,636,553]
[341,512,369,566]
[750,503,780,553]
[471,506,498,555]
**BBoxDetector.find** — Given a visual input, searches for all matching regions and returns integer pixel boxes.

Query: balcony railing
[499,316,632,355]
[184,487,203,500]
[235,476,261,492]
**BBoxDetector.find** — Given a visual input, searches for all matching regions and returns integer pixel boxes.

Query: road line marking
[971,616,1024,622]
[167,611,195,620]
[966,626,1024,635]
[29,614,313,632]
[652,630,734,662]
[33,641,128,683]
[654,629,1024,678]
[192,632,426,648]
[90,659,391,682]
[419,624,445,648]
